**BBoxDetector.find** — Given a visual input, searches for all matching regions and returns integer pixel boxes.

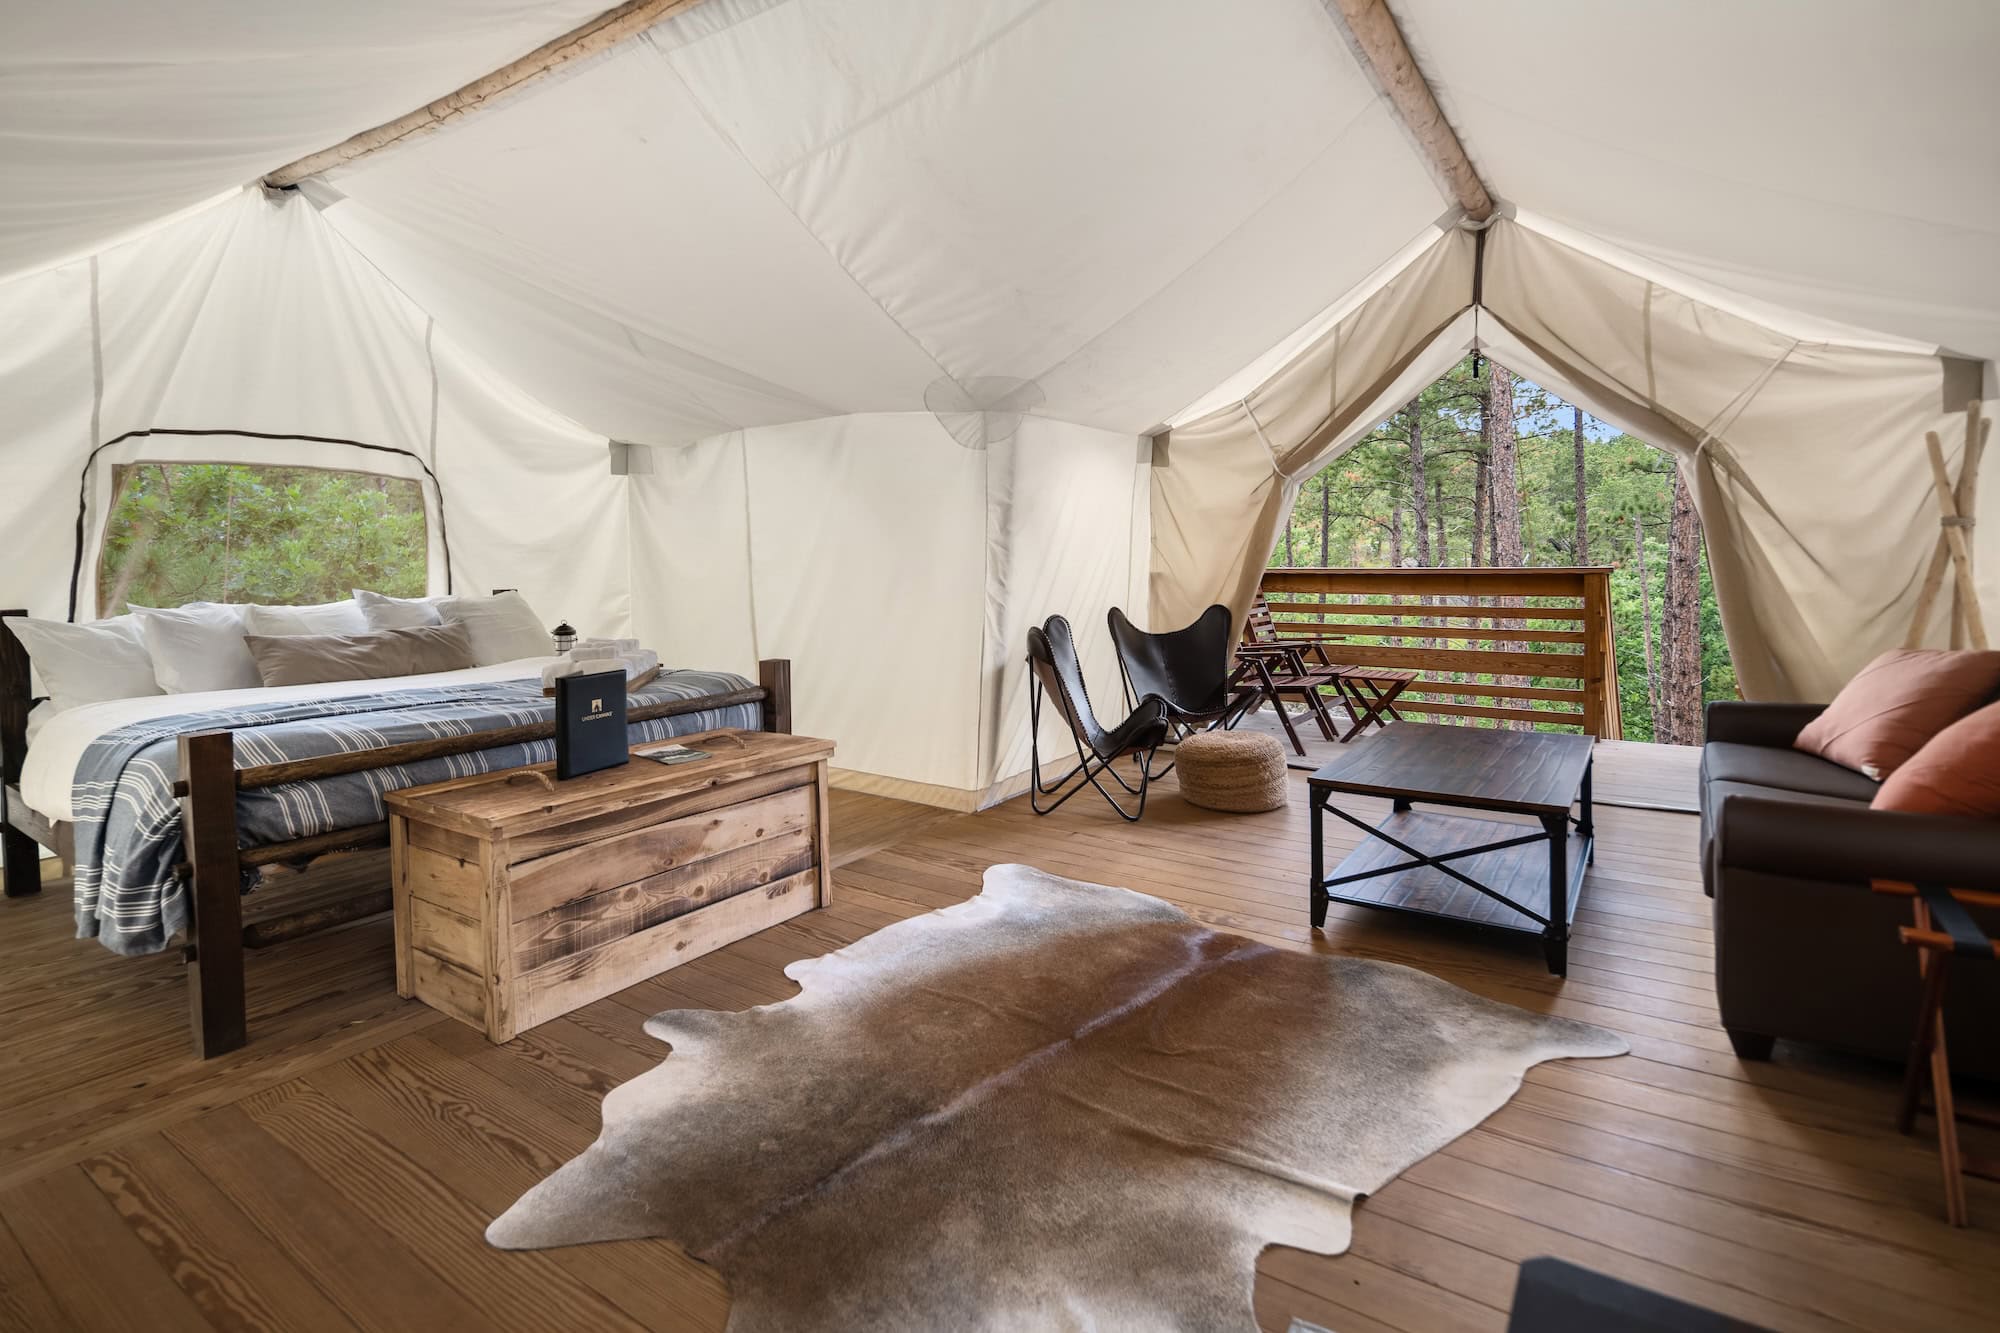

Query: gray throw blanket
[70,671,760,955]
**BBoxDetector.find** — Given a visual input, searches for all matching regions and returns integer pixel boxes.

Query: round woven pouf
[1176,729,1288,813]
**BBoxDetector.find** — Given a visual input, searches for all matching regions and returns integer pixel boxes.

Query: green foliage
[1271,357,1736,740]
[98,463,427,614]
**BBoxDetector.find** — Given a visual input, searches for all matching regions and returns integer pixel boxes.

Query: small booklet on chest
[554,669,630,779]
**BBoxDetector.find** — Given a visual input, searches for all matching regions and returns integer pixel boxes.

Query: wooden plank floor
[2,759,1997,1331]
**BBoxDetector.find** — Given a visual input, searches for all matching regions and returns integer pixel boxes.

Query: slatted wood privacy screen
[1258,567,1622,739]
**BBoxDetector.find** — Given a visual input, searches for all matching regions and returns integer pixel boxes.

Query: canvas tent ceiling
[1,0,1994,806]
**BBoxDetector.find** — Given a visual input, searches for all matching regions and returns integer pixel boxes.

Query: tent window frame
[68,426,454,622]
[95,457,432,618]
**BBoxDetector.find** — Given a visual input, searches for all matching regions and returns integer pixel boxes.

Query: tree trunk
[1483,364,1527,723]
[1661,469,1703,745]
[1432,477,1448,568]
[1318,472,1330,567]
[1572,404,1589,564]
[1314,473,1332,621]
[1486,365,1524,569]
[1390,504,1404,569]
[1408,403,1430,567]
[1470,455,1488,568]
[1633,514,1661,730]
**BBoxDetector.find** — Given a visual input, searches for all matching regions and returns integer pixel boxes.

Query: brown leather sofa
[1701,700,2000,1076]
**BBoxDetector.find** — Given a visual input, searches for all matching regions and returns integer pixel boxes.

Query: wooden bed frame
[0,609,794,1057]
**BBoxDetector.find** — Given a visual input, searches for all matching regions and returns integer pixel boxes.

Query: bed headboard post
[757,659,793,735]
[178,729,247,1057]
[1,611,39,898]
[0,613,27,789]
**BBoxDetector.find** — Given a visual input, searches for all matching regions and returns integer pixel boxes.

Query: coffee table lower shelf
[1312,807,1590,975]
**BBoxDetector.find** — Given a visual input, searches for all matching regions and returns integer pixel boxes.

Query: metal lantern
[552,621,577,654]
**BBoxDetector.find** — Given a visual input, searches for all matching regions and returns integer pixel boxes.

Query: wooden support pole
[1326,0,1494,221]
[1951,401,1988,647]
[179,731,247,1058]
[262,0,714,186]
[1925,429,1988,651]
[1907,400,1988,650]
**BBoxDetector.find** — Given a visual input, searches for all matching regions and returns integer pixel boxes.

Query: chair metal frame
[1027,618,1169,822]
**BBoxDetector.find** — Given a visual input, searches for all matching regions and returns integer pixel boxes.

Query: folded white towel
[570,643,617,661]
[542,648,660,688]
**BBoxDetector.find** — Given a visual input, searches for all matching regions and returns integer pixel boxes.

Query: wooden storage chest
[385,728,835,1042]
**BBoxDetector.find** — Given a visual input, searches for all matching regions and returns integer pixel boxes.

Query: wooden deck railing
[1258,567,1622,739]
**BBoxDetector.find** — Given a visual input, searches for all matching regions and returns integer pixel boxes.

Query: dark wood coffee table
[1307,722,1594,975]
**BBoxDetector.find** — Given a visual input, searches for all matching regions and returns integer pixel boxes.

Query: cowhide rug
[489,863,1627,1330]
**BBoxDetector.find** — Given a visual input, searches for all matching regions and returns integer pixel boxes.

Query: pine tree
[1632,514,1661,725]
[1485,367,1524,568]
[1661,468,1703,744]
[1572,404,1589,563]
[1407,402,1430,567]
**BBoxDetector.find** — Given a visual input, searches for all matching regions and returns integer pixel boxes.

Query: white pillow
[245,599,369,637]
[25,699,52,745]
[354,588,443,631]
[1,614,162,712]
[132,602,262,694]
[435,590,551,665]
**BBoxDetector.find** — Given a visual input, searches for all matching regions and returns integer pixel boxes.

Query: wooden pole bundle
[263,0,713,187]
[1905,399,1989,651]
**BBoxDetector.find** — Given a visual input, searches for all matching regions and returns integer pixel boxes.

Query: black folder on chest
[554,669,630,780]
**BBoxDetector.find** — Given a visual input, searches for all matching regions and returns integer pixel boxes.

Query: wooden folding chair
[1244,593,1412,742]
[1876,879,2000,1226]
[1229,643,1343,755]
[1325,668,1416,741]
[1243,593,1342,668]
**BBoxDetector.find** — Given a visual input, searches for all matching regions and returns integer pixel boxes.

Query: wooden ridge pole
[1326,0,1494,221]
[263,0,713,187]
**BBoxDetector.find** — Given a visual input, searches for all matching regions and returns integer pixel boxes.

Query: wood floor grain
[1,770,1996,1331]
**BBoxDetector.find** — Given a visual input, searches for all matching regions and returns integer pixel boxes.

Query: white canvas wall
[626,434,761,674]
[431,335,633,639]
[0,183,1156,809]
[982,416,1151,800]
[626,411,1149,806]
[745,414,989,795]
[0,189,630,641]
[0,261,93,619]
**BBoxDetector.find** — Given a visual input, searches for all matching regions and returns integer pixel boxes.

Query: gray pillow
[242,622,477,688]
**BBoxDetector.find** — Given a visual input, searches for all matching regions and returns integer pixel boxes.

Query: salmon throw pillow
[1872,700,2000,818]
[1794,649,2000,781]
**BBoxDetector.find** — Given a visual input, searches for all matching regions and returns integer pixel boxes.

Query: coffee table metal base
[1309,793,1593,976]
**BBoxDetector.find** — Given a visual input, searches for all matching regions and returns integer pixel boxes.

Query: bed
[0,613,793,1057]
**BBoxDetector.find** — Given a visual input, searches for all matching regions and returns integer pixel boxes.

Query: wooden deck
[1,749,1996,1331]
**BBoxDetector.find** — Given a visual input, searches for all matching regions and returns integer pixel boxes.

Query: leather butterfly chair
[1107,604,1252,745]
[1027,615,1171,821]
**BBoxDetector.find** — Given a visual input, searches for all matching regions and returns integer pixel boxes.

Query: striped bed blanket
[71,671,760,956]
